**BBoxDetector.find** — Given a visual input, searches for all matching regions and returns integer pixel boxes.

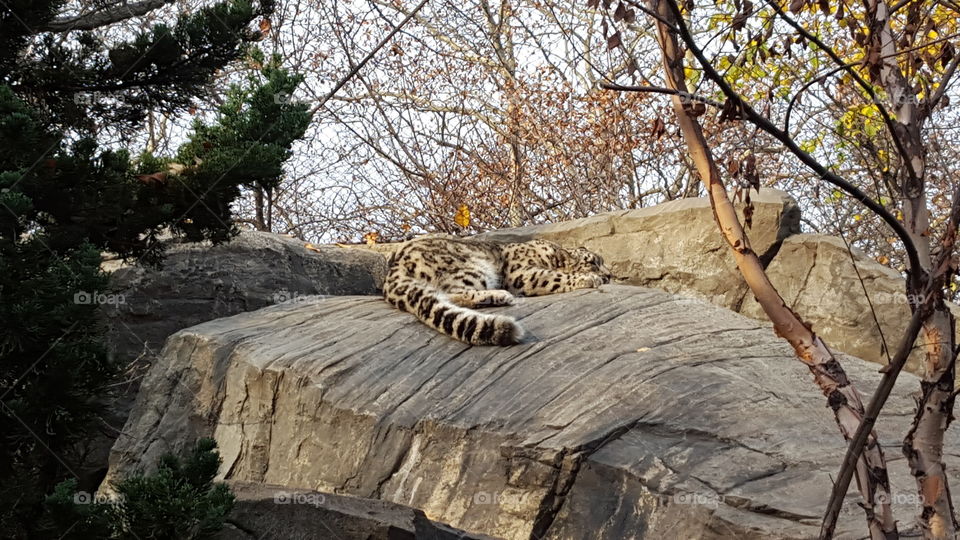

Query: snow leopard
[383,236,612,345]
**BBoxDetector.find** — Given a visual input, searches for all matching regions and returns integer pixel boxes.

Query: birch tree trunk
[864,1,959,536]
[645,1,898,537]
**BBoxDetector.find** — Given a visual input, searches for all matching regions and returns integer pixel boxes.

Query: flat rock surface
[106,285,960,539]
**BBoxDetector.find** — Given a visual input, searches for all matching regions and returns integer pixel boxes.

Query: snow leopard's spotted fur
[383,237,611,345]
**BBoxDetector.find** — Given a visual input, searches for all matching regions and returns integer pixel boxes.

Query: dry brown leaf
[607,31,622,51]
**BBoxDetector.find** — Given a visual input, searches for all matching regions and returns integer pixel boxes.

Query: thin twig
[311,0,431,114]
[837,227,893,364]
[784,64,847,134]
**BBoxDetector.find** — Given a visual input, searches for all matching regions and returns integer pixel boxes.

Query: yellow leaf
[877,255,890,265]
[305,243,322,253]
[853,214,862,221]
[363,232,379,246]
[454,204,471,228]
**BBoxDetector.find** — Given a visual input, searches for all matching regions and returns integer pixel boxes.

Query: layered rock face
[103,230,387,368]
[740,234,960,374]
[477,189,801,311]
[89,231,388,493]
[106,285,956,539]
[467,189,957,372]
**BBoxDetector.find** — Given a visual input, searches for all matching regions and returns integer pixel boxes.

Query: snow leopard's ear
[572,247,612,280]
[572,246,601,265]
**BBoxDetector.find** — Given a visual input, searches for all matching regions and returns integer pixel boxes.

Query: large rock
[740,234,960,374]
[476,189,801,310]
[470,192,954,373]
[105,285,955,539]
[84,232,386,493]
[103,230,387,368]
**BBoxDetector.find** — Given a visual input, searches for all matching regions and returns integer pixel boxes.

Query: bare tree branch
[598,82,724,108]
[310,0,431,115]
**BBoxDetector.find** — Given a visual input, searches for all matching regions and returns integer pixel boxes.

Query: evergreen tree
[0,2,311,535]
[43,438,235,539]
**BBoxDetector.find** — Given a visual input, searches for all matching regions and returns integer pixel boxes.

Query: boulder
[103,230,387,368]
[739,234,960,374]
[470,192,954,374]
[218,482,494,540]
[85,231,386,494]
[105,285,955,539]
[476,189,801,310]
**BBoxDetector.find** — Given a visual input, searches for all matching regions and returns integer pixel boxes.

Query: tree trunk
[864,1,959,535]
[254,188,266,231]
[646,1,898,537]
[266,187,274,232]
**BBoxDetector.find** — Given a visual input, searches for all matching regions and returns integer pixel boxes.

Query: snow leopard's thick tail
[383,276,524,346]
